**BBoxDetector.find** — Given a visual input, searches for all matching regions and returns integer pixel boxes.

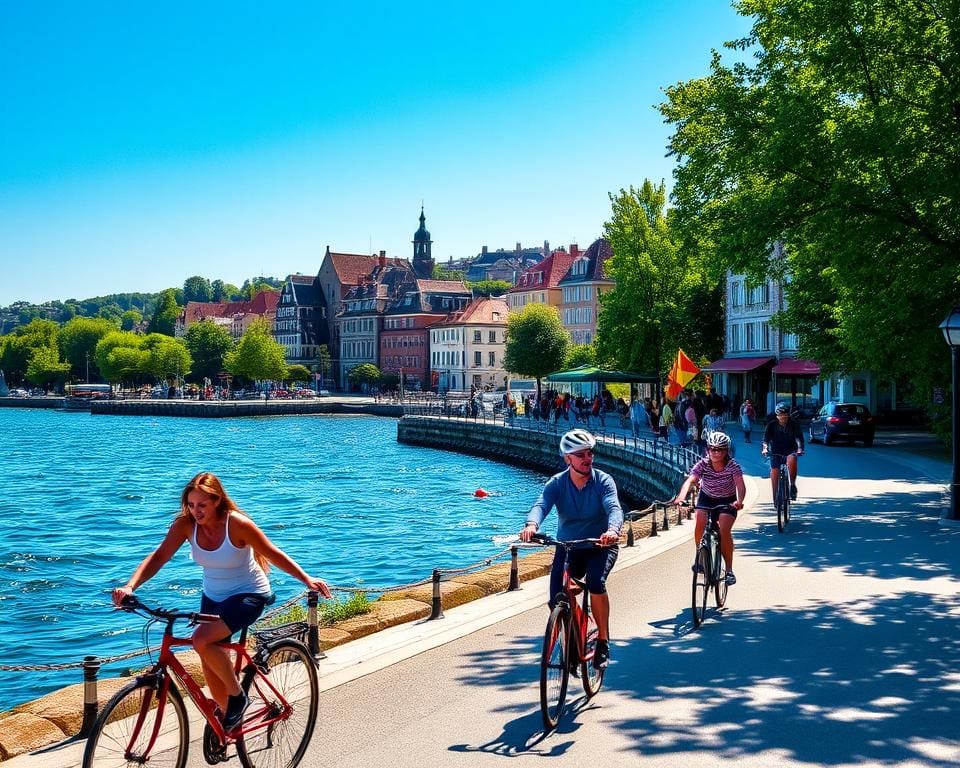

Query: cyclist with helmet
[519,428,623,669]
[673,431,746,585]
[762,402,805,501]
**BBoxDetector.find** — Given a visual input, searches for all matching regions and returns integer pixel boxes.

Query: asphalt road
[16,429,959,768]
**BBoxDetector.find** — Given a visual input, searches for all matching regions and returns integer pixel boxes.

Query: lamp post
[939,305,960,522]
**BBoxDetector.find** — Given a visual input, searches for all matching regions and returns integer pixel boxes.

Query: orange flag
[665,349,700,401]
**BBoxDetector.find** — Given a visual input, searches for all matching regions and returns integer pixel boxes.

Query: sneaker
[221,692,249,732]
[691,562,704,574]
[594,639,610,670]
[725,571,737,586]
[790,483,798,501]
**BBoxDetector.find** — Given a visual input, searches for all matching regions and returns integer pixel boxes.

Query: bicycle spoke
[540,606,570,731]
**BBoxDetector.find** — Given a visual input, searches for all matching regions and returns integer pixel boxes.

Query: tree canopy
[147,289,181,336]
[58,316,117,381]
[348,363,382,387]
[660,0,960,416]
[503,303,570,398]
[224,318,288,382]
[184,320,234,383]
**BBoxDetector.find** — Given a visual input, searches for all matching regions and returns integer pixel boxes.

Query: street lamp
[939,305,960,522]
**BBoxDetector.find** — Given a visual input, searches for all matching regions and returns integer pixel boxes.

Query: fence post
[662,503,670,531]
[79,655,101,737]
[651,511,659,537]
[307,590,326,660]
[429,569,445,620]
[626,518,635,547]
[508,546,520,591]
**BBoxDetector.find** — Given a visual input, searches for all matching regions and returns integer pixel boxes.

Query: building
[430,296,510,392]
[380,279,471,391]
[465,243,545,284]
[506,246,577,313]
[273,274,328,369]
[557,237,615,345]
[174,291,279,340]
[336,253,416,387]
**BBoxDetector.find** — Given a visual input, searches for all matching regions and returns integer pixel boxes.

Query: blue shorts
[767,452,797,469]
[695,491,738,519]
[548,545,619,607]
[200,592,274,634]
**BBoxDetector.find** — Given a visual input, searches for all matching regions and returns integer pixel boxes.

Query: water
[0,408,549,711]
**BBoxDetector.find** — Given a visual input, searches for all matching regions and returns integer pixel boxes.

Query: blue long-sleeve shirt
[526,468,623,541]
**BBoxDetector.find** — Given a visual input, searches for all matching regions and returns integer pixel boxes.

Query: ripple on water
[0,410,549,710]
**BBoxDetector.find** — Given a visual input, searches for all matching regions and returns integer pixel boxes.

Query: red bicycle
[530,533,607,730]
[82,595,319,768]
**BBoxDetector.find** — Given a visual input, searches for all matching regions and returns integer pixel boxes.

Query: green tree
[314,344,332,388]
[141,334,192,382]
[467,280,511,297]
[597,181,722,384]
[660,0,960,420]
[94,331,148,385]
[184,320,234,383]
[211,280,242,301]
[120,309,142,331]
[59,317,116,381]
[564,343,596,369]
[348,363,381,387]
[147,289,181,336]
[25,346,71,390]
[285,364,312,386]
[433,264,465,281]
[224,318,288,382]
[183,276,214,303]
[503,304,570,399]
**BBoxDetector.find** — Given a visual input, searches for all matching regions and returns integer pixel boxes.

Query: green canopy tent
[546,364,659,384]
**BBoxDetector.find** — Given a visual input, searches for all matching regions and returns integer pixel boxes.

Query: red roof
[511,250,576,292]
[703,356,774,373]
[459,296,509,323]
[772,359,820,375]
[182,290,279,323]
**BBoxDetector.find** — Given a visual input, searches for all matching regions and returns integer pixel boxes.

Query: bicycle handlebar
[118,594,220,625]
[529,533,604,549]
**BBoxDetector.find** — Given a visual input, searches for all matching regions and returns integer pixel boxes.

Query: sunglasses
[569,449,594,458]
[707,447,727,453]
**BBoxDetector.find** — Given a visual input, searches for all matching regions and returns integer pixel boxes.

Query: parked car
[809,402,876,446]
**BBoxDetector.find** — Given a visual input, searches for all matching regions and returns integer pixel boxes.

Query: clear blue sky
[0,1,752,306]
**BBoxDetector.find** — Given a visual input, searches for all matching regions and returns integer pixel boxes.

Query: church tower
[412,206,435,279]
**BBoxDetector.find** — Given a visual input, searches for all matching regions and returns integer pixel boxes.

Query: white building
[430,297,509,392]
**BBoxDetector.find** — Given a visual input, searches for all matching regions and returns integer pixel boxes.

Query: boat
[63,383,114,410]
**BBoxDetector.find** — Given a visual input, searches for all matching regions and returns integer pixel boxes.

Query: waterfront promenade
[6,423,957,767]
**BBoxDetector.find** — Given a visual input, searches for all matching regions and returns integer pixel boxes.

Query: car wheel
[824,431,834,445]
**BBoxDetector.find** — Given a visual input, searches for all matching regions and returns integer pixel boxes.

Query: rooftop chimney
[482,245,488,255]
[379,250,386,268]
[570,243,580,257]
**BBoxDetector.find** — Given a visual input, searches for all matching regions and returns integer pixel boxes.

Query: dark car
[809,402,876,446]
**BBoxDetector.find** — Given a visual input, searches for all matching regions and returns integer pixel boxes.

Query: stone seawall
[89,399,403,418]
[397,415,687,503]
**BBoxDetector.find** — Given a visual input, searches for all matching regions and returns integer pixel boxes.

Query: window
[488,330,496,343]
[729,323,742,352]
[488,351,495,366]
[474,330,482,342]
[730,281,743,308]
[474,351,481,366]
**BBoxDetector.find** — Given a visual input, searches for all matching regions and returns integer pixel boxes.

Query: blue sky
[0,2,752,306]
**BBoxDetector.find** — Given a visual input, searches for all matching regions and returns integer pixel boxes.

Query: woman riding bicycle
[519,429,622,669]
[673,431,746,585]
[112,472,331,731]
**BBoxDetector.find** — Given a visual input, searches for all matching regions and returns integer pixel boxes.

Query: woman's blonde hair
[180,472,269,572]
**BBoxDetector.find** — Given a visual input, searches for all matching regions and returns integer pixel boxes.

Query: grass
[261,592,372,628]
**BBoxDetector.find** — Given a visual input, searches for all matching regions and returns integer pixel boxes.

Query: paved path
[13,428,959,768]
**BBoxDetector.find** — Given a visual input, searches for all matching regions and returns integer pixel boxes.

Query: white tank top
[190,512,271,601]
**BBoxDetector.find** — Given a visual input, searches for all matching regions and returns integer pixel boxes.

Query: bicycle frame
[554,552,594,665]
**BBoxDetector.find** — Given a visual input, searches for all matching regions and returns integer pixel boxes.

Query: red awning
[702,356,774,373]
[772,358,821,376]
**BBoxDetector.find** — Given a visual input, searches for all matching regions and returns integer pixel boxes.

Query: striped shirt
[690,457,743,498]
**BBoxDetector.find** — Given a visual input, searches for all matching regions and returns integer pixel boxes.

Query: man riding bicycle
[519,429,622,669]
[762,402,805,501]
[674,431,745,585]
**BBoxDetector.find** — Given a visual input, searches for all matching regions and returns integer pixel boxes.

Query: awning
[772,359,821,376]
[702,356,774,373]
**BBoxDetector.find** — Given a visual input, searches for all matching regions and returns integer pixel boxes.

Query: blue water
[0,408,549,711]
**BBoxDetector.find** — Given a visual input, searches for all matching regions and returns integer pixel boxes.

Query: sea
[0,408,549,711]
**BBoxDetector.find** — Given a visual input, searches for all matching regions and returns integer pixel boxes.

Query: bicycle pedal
[202,721,229,765]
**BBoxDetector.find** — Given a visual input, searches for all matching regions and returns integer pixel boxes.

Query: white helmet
[705,431,731,450]
[559,429,596,456]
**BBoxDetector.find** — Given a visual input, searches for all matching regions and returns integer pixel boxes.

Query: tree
[212,280,242,301]
[597,181,722,384]
[503,304,569,399]
[120,309,142,331]
[286,364,312,384]
[2,320,62,384]
[224,318,288,382]
[25,346,70,389]
[467,280,511,297]
[348,363,381,388]
[95,331,148,385]
[433,264,465,281]
[184,320,234,383]
[59,317,116,381]
[660,0,960,419]
[147,289,180,336]
[141,334,192,382]
[183,276,213,303]
[314,344,332,388]
[564,343,596,370]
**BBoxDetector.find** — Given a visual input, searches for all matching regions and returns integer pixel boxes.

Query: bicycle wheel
[714,554,728,608]
[539,604,570,731]
[82,678,188,768]
[691,546,710,628]
[579,600,604,698]
[776,472,788,532]
[237,640,319,768]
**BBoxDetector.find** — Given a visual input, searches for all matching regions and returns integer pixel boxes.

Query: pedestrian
[740,398,756,443]
[629,395,651,440]
[112,472,330,731]
[658,397,672,440]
